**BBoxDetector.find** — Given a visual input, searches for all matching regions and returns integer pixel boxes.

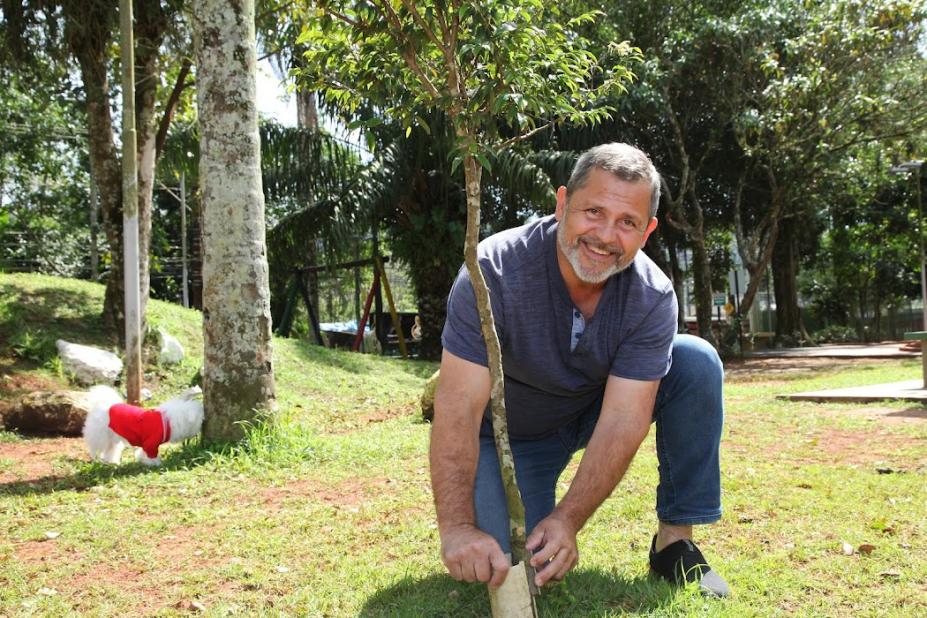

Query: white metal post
[181,171,189,308]
[120,0,142,404]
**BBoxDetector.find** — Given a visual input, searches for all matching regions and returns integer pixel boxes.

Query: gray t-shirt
[441,215,677,438]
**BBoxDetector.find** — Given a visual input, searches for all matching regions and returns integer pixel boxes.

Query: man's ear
[641,217,658,246]
[555,186,568,221]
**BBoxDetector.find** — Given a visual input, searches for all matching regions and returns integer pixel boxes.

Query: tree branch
[369,0,443,100]
[497,120,555,150]
[398,0,444,51]
[155,58,192,158]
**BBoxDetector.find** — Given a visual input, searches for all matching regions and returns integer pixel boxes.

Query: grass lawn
[1,272,925,616]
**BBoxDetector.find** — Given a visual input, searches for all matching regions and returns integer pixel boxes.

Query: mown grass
[1,272,925,617]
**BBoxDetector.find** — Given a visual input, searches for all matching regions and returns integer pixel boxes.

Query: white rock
[56,340,122,386]
[158,329,185,365]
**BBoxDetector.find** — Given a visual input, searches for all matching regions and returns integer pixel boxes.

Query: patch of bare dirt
[325,402,420,434]
[0,436,84,483]
[258,477,395,508]
[14,522,231,614]
[793,426,927,468]
[822,405,927,425]
[0,371,64,397]
[13,537,63,563]
[724,357,903,381]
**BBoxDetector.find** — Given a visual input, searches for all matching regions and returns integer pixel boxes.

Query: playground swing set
[274,254,415,359]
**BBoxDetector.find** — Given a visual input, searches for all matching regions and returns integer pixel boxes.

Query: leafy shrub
[812,324,859,344]
[9,329,57,363]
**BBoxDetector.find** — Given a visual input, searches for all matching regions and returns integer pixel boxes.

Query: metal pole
[120,0,142,404]
[180,171,189,308]
[915,166,926,388]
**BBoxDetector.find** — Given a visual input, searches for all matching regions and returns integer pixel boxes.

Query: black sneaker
[648,535,730,598]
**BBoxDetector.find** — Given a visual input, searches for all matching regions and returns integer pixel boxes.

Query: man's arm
[527,375,659,586]
[430,349,510,588]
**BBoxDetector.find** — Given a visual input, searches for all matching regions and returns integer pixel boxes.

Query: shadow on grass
[359,570,679,617]
[887,406,927,420]
[0,441,214,497]
[0,285,115,361]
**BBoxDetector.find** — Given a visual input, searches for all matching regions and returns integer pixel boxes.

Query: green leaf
[475,152,493,172]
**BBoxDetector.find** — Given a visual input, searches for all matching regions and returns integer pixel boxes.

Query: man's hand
[526,514,579,587]
[441,524,511,588]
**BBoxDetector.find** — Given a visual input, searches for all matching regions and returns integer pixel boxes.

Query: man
[429,143,728,597]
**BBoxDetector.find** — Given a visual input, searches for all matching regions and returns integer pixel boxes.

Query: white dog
[83,385,203,466]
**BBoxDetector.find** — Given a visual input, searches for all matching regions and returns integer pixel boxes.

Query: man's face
[555,168,658,285]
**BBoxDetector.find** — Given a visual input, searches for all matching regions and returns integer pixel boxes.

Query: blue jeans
[474,334,723,553]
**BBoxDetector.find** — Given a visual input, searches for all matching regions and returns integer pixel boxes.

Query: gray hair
[566,143,662,218]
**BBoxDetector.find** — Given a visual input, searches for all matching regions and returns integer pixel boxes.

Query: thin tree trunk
[666,236,686,333]
[296,89,319,132]
[295,90,322,324]
[772,224,803,339]
[64,0,170,340]
[460,153,529,564]
[733,169,784,328]
[64,0,124,335]
[90,179,99,280]
[194,0,276,441]
[690,236,718,348]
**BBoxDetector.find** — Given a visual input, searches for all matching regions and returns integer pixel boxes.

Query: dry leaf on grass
[858,544,876,555]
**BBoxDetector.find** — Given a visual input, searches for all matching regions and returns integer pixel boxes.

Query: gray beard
[557,222,630,285]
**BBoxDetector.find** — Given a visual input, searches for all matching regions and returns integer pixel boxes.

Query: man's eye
[586,208,600,216]
[620,219,638,230]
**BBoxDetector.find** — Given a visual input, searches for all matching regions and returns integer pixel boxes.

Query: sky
[255,59,297,127]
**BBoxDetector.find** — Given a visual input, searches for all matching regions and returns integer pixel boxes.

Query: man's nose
[598,221,624,247]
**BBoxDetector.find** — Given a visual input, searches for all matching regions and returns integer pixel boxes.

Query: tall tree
[3,0,192,337]
[192,0,276,440]
[726,0,927,338]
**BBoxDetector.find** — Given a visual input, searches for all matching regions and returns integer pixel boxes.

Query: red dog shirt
[107,403,172,459]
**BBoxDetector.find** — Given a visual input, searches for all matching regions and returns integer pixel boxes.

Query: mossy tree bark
[193,0,276,441]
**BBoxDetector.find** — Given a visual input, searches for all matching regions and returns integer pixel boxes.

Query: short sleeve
[609,287,678,381]
[441,262,504,366]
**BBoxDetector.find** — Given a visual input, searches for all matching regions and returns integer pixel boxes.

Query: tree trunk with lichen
[193,0,276,441]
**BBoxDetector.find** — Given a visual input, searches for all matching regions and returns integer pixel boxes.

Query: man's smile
[581,238,618,259]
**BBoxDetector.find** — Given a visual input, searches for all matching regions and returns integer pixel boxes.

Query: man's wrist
[438,520,478,538]
[549,504,585,533]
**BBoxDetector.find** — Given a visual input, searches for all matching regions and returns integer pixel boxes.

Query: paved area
[749,341,926,404]
[748,342,918,359]
[781,380,927,404]
[747,341,927,405]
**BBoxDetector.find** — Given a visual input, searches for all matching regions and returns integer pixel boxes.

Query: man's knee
[669,334,723,387]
